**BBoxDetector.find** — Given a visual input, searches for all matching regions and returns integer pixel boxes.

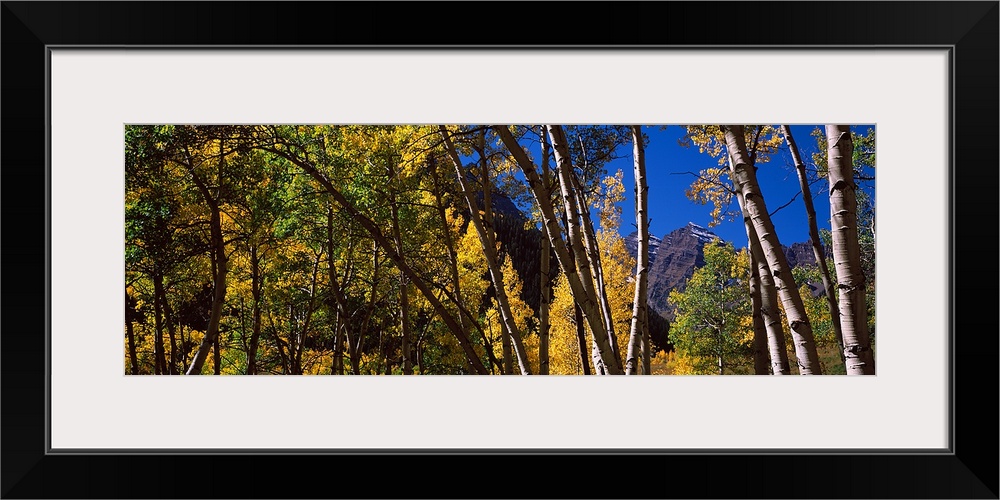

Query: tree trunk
[749,252,771,375]
[213,332,221,375]
[152,271,167,375]
[826,125,874,375]
[430,161,502,373]
[352,242,381,375]
[575,304,592,375]
[183,138,230,376]
[539,224,551,375]
[626,126,650,375]
[326,207,361,375]
[500,320,513,374]
[782,125,846,368]
[567,133,622,368]
[164,296,179,374]
[722,125,821,374]
[264,145,489,375]
[293,253,322,375]
[538,130,552,375]
[126,289,139,375]
[330,308,344,375]
[324,211,345,377]
[178,324,190,373]
[428,159,474,362]
[335,322,345,375]
[729,147,787,376]
[570,171,623,369]
[247,246,263,375]
[389,187,413,375]
[545,125,623,374]
[186,200,228,375]
[738,193,791,375]
[439,127,531,374]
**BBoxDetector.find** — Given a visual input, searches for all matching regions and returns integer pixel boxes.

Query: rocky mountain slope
[626,223,823,320]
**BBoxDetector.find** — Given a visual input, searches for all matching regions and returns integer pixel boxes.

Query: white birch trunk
[730,153,791,375]
[538,131,552,375]
[626,126,650,375]
[723,125,822,374]
[782,125,847,369]
[825,125,874,375]
[546,125,623,374]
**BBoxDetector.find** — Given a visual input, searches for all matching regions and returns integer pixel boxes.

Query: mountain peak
[624,231,662,267]
[682,222,719,243]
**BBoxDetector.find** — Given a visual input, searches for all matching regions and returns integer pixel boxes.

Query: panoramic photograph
[125,125,875,375]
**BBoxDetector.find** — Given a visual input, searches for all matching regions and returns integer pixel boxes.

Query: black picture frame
[2,2,997,498]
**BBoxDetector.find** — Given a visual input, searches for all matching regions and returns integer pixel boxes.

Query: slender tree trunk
[568,134,621,367]
[591,337,606,374]
[335,322,345,375]
[264,146,489,375]
[735,184,791,375]
[430,163,498,373]
[177,324,188,373]
[826,125,874,375]
[544,125,623,374]
[539,224,551,375]
[626,126,650,375]
[382,325,391,375]
[495,126,617,374]
[568,130,621,366]
[273,312,291,374]
[439,127,531,374]
[326,207,361,375]
[730,146,780,375]
[186,201,228,375]
[417,342,425,375]
[538,132,552,375]
[351,243,381,375]
[183,138,230,375]
[389,187,413,375]
[575,304,592,375]
[782,125,846,368]
[152,271,167,375]
[292,253,322,375]
[126,290,139,375]
[428,159,474,358]
[398,270,412,374]
[324,213,345,376]
[213,332,221,375]
[164,297,179,374]
[570,172,623,369]
[723,125,822,374]
[749,252,771,375]
[330,309,343,375]
[477,142,513,375]
[500,320,513,374]
[247,246,263,375]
